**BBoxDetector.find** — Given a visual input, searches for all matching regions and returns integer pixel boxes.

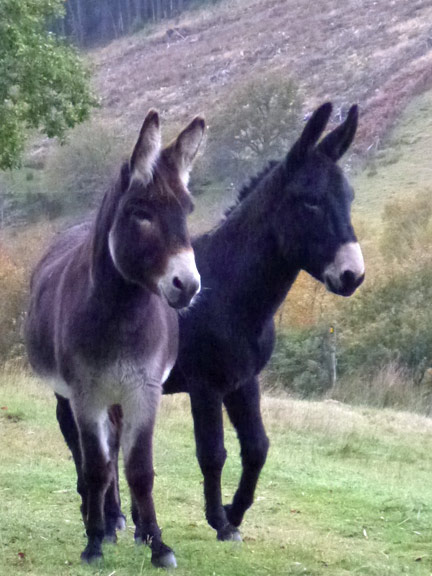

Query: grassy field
[1,370,432,576]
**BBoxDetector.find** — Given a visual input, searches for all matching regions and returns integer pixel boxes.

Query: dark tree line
[57,0,215,45]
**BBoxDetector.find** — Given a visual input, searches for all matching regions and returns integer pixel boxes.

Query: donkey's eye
[132,208,153,222]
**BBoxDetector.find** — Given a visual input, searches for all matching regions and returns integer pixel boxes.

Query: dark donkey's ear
[167,116,206,187]
[287,102,333,168]
[318,105,358,161]
[130,109,162,183]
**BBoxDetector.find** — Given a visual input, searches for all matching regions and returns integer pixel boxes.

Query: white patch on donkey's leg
[120,380,162,461]
[71,397,112,463]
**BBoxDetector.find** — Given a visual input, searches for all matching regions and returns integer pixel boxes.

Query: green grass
[1,371,432,575]
[353,90,432,224]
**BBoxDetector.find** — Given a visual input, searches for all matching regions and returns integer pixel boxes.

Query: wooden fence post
[328,324,337,388]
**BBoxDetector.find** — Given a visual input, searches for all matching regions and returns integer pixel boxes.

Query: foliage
[334,190,432,378]
[206,74,303,186]
[0,223,56,362]
[0,168,56,225]
[0,248,26,360]
[0,0,96,170]
[43,121,124,215]
[267,325,334,397]
[336,264,432,377]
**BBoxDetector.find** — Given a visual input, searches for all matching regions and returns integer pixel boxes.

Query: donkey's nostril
[340,269,365,291]
[173,276,184,291]
[340,270,356,287]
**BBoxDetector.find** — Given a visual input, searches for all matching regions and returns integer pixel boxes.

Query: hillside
[353,89,432,219]
[90,0,432,156]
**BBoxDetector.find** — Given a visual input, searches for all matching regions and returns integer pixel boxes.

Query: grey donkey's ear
[167,117,206,187]
[130,110,162,183]
[318,105,358,161]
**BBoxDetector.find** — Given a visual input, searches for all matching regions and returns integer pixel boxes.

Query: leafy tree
[0,0,96,169]
[207,74,303,185]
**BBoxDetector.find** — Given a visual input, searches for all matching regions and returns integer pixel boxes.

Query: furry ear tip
[318,102,333,115]
[195,116,206,130]
[145,109,160,127]
[348,104,359,119]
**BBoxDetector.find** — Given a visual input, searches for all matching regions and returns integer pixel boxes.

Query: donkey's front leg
[57,396,125,542]
[122,383,176,569]
[190,386,241,542]
[56,395,87,524]
[223,378,269,528]
[72,403,113,563]
[104,405,126,542]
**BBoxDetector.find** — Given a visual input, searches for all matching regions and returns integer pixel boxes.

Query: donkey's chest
[57,313,178,401]
[56,347,176,402]
[98,352,173,403]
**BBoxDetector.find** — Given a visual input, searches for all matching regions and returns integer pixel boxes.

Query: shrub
[336,264,432,376]
[0,247,26,361]
[334,190,432,377]
[0,121,125,224]
[206,73,303,186]
[0,222,56,362]
[43,121,124,216]
[266,325,335,397]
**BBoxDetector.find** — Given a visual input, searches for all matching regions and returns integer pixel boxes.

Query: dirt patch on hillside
[90,0,432,154]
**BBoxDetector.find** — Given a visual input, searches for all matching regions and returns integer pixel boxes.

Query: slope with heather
[90,0,432,156]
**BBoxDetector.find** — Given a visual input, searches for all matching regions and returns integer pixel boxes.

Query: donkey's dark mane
[90,162,130,285]
[223,160,279,220]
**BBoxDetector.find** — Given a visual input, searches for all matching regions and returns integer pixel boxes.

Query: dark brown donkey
[25,111,205,568]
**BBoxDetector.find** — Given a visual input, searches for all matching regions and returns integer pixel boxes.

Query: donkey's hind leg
[56,396,125,542]
[122,383,176,568]
[72,400,114,564]
[223,378,269,528]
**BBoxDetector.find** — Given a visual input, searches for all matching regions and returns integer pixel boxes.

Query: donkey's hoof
[116,514,127,531]
[217,524,242,542]
[81,546,103,564]
[223,504,242,527]
[151,549,177,569]
[103,532,117,544]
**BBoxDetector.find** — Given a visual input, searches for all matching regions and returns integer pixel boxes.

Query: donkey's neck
[201,165,300,330]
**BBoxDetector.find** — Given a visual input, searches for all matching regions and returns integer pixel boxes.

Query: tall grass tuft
[327,362,432,415]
